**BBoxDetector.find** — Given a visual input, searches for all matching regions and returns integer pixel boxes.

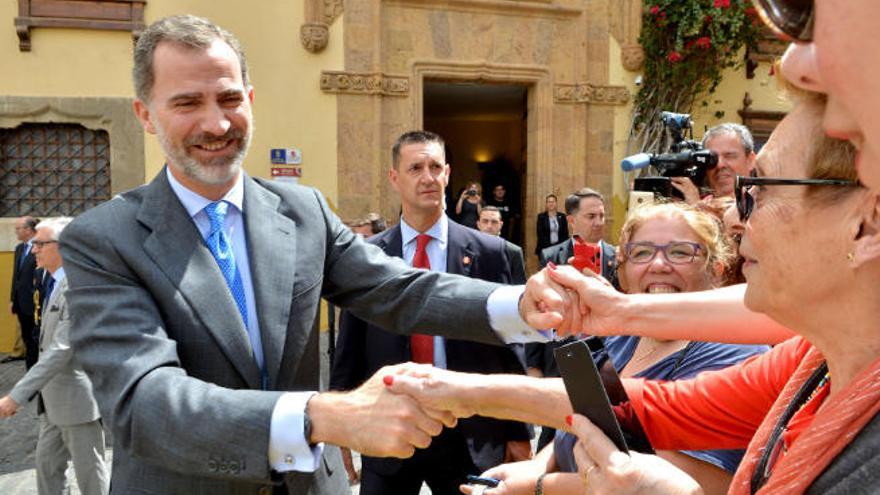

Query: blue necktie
[203,202,265,379]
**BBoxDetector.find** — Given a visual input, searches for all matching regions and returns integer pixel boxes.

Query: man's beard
[156,120,252,186]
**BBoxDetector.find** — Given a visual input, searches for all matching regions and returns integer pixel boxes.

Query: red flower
[667,51,683,63]
[745,6,758,17]
[695,36,712,50]
[714,0,730,8]
[704,14,714,24]
[650,5,660,15]
[685,39,695,49]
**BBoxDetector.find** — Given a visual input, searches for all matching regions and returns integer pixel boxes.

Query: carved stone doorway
[424,81,528,246]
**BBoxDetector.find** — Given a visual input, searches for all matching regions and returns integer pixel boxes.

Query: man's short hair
[22,216,40,231]
[133,15,249,103]
[564,187,604,216]
[480,205,501,215]
[702,123,755,155]
[35,217,73,241]
[392,131,445,169]
[364,212,387,235]
[545,194,557,201]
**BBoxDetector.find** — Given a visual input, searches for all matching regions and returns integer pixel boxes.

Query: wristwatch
[303,394,315,446]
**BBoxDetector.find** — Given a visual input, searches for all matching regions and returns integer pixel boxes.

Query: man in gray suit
[58,15,566,495]
[0,217,109,495]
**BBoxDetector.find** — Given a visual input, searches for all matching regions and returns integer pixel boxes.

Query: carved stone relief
[320,71,410,96]
[300,22,330,53]
[553,83,631,105]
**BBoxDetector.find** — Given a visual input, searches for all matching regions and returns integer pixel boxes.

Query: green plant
[630,0,761,154]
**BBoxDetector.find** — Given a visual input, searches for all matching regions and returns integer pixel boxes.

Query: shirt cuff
[487,285,552,344]
[268,392,324,472]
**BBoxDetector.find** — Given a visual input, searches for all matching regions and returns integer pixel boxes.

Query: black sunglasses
[752,0,814,42]
[735,175,858,221]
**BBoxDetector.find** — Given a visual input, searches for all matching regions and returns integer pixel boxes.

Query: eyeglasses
[734,175,858,221]
[752,0,814,42]
[31,240,57,248]
[623,242,703,265]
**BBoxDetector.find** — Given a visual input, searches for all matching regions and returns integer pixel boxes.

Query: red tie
[410,234,434,364]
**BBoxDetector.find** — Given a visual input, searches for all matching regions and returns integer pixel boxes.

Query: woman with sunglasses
[459,203,767,495]
[386,95,879,494]
[757,0,880,193]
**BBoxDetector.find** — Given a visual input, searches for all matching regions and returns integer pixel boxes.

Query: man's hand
[519,267,584,335]
[544,264,629,337]
[340,447,359,485]
[570,414,703,495]
[383,364,481,419]
[0,395,19,418]
[670,177,702,205]
[307,364,456,459]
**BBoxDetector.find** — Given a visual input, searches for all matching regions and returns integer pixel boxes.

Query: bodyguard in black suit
[331,131,531,495]
[535,194,568,255]
[9,216,41,369]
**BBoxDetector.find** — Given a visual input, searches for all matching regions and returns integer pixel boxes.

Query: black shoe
[0,356,25,363]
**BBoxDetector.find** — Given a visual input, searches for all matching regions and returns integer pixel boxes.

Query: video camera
[621,112,718,200]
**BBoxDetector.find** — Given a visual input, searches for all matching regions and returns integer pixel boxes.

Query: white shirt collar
[399,214,448,247]
[165,167,245,217]
[50,266,66,283]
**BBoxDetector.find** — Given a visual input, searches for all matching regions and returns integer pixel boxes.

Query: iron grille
[0,123,111,217]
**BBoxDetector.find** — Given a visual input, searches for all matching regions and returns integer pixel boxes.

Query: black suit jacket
[330,219,530,474]
[535,212,569,255]
[10,242,39,320]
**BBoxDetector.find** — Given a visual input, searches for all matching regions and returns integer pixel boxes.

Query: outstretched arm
[546,265,793,345]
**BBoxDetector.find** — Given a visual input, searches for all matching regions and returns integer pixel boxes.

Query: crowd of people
[3,1,880,494]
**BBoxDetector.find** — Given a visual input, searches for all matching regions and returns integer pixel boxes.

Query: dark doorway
[423,81,528,247]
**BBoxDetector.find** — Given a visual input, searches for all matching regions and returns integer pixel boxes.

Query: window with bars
[0,123,111,217]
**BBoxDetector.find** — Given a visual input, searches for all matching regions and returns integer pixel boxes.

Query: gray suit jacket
[59,170,504,494]
[10,277,101,426]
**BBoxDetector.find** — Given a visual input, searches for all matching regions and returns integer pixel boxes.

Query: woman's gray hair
[133,15,249,102]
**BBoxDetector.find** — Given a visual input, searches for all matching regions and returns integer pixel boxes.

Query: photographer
[672,123,756,204]
[456,181,483,229]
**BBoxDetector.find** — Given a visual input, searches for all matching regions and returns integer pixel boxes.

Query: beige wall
[0,1,344,349]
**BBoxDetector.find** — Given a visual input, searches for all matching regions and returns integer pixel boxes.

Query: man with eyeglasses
[0,218,109,495]
[7,216,41,368]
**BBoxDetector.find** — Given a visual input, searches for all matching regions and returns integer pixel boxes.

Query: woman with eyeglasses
[457,203,767,495]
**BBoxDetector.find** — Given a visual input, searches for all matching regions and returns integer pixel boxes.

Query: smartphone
[571,235,601,274]
[554,338,654,454]
[466,475,500,487]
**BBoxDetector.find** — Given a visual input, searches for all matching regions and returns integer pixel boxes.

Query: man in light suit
[330,132,531,494]
[58,15,565,495]
[8,216,41,368]
[0,218,109,495]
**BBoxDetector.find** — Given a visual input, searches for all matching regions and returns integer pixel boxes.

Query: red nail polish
[383,375,394,386]
[547,261,558,270]
[565,415,573,426]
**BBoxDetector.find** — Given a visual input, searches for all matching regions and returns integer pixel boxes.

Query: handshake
[309,264,617,459]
